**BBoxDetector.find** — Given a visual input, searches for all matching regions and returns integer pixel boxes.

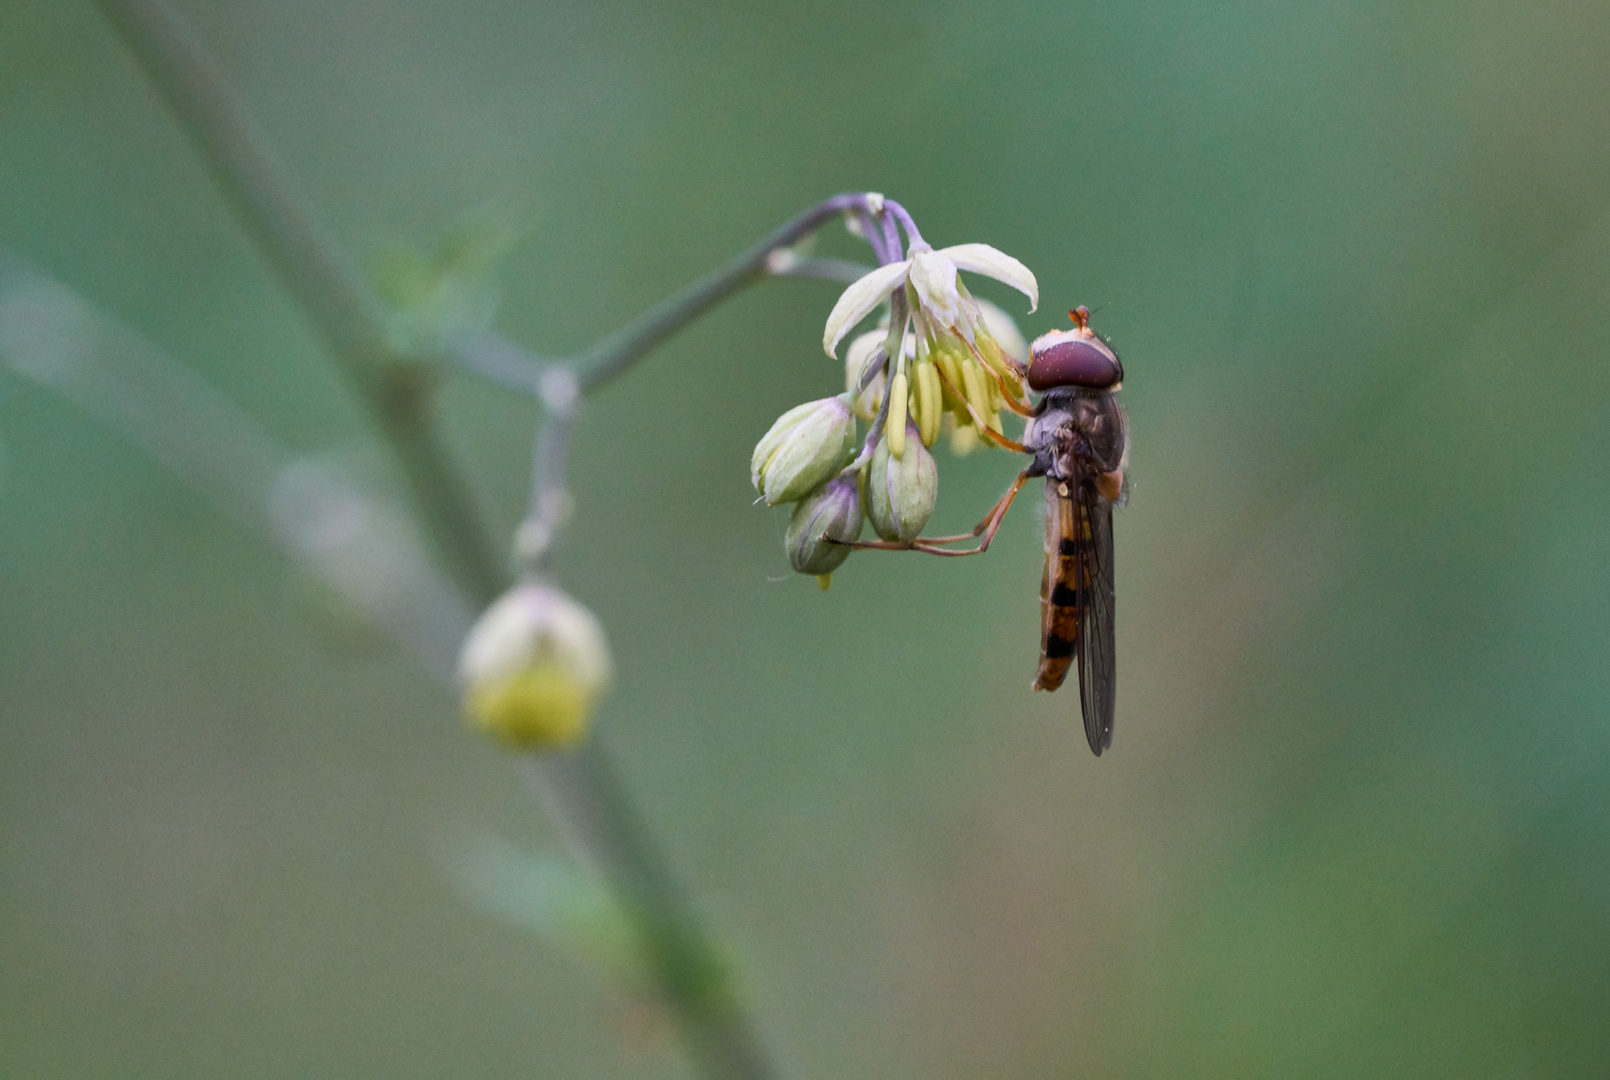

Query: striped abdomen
[1034,482,1083,691]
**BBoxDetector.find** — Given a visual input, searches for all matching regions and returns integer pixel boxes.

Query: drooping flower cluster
[752,205,1037,586]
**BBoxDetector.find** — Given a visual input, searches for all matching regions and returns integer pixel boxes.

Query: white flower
[822,243,1037,358]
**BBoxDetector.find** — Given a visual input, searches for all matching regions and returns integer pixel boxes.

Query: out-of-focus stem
[92,0,503,602]
[517,366,580,575]
[90,3,790,1078]
[771,255,872,284]
[525,746,776,1080]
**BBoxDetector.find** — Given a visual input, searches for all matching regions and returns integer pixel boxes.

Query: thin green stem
[91,3,790,1078]
[92,0,503,602]
[576,192,878,393]
[526,745,775,1080]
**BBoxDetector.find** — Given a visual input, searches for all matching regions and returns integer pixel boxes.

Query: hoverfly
[846,306,1128,755]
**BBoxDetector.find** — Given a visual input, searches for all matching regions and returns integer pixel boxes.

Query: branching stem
[90,3,845,1079]
[92,5,915,1077]
[574,192,883,394]
[92,0,504,602]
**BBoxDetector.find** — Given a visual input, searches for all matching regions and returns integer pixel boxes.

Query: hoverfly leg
[928,355,1033,454]
[997,380,1037,417]
[832,537,917,551]
[977,427,1031,454]
[908,470,1034,557]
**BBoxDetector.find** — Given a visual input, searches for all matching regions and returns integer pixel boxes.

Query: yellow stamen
[960,360,991,423]
[914,359,941,447]
[887,370,909,457]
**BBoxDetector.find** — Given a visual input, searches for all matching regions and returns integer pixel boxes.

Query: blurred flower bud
[458,584,612,750]
[944,412,980,456]
[785,475,863,579]
[750,394,856,505]
[844,330,887,420]
[976,298,1029,363]
[865,423,937,543]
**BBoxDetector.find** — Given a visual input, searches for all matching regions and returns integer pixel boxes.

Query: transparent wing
[1075,491,1116,755]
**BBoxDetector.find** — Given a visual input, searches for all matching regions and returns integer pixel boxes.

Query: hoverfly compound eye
[1026,329,1123,391]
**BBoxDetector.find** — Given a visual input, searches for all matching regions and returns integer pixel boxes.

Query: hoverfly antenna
[1070,306,1091,330]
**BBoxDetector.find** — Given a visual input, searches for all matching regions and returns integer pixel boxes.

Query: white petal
[822,261,911,357]
[908,248,964,328]
[938,244,1039,313]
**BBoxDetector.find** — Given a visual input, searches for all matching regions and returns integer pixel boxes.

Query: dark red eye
[1027,338,1122,391]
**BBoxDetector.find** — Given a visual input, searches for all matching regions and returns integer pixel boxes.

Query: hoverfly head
[1025,308,1123,392]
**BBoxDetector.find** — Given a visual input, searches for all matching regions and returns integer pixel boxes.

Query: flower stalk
[90,1,1037,1072]
[91,4,910,1079]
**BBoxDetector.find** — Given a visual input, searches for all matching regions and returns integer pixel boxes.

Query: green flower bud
[457,584,612,750]
[750,394,857,506]
[865,422,937,543]
[785,475,863,577]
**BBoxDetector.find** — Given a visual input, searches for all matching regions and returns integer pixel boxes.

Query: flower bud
[785,475,863,578]
[458,584,612,749]
[865,423,937,543]
[948,416,980,456]
[751,394,857,505]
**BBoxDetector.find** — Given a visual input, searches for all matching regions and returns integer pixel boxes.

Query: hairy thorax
[1025,388,1128,487]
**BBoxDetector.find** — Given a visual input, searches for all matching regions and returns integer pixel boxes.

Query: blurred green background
[4,0,1610,1076]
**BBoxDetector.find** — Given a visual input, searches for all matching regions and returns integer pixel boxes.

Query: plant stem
[90,3,791,1078]
[526,746,776,1080]
[92,0,503,602]
[770,255,872,284]
[517,366,581,575]
[576,192,879,393]
[882,198,925,253]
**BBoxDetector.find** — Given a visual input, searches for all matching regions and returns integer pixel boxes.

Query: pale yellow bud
[458,584,612,750]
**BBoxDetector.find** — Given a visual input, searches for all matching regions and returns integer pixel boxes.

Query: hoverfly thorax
[1025,307,1128,503]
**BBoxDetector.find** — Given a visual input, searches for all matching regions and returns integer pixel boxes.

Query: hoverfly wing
[1075,491,1116,755]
